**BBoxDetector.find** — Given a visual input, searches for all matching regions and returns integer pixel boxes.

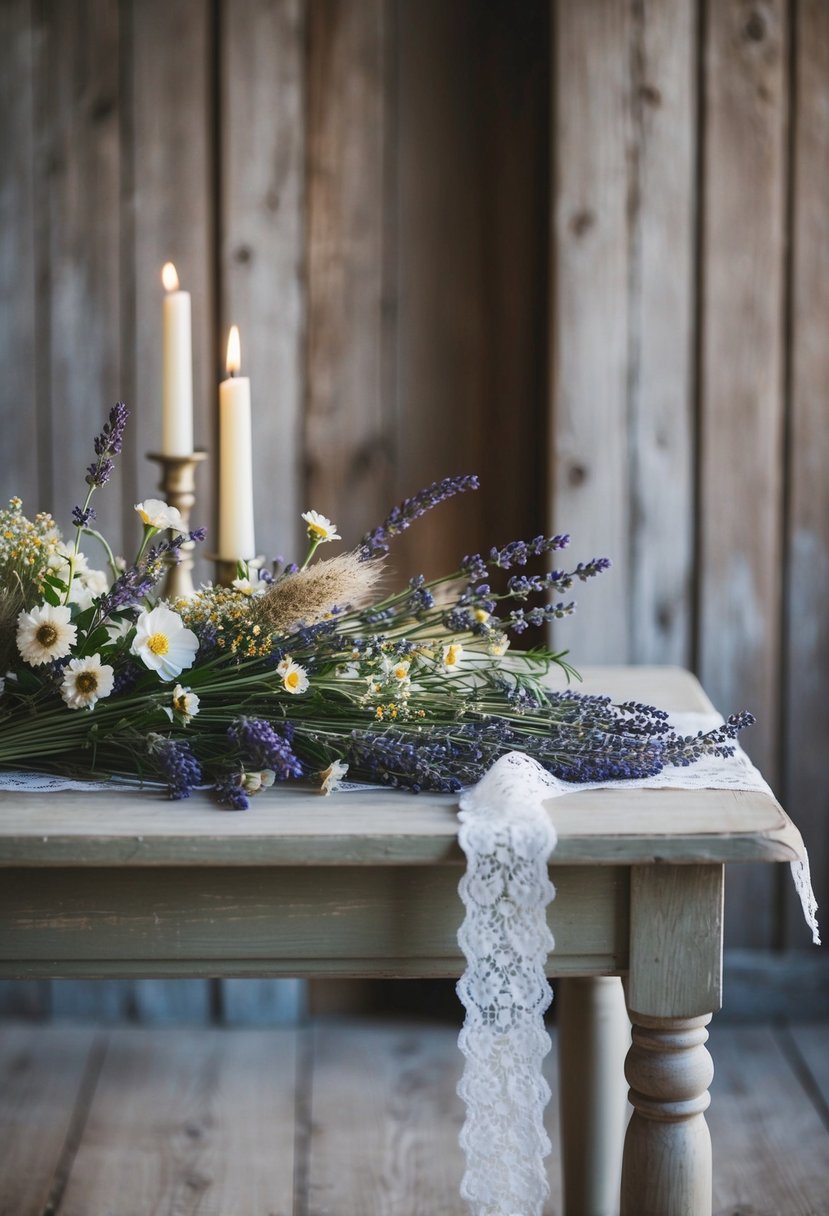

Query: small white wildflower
[382,656,411,683]
[69,566,109,611]
[488,633,510,658]
[167,683,200,724]
[60,654,115,711]
[280,658,310,695]
[132,604,198,681]
[231,576,265,597]
[259,769,276,789]
[320,759,349,795]
[301,510,341,543]
[16,603,77,667]
[441,642,464,672]
[134,498,186,535]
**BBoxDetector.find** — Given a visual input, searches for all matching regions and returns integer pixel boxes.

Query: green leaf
[41,582,61,607]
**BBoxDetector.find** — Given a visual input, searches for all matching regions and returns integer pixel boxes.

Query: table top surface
[0,666,804,868]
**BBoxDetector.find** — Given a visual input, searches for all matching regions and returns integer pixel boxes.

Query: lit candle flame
[162,262,180,293]
[226,325,241,376]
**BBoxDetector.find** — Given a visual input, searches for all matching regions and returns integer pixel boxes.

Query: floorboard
[0,1018,827,1215]
[57,1027,298,1216]
[708,1023,829,1216]
[0,1023,99,1216]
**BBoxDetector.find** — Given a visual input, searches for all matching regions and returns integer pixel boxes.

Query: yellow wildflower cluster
[170,585,275,659]
[374,701,425,722]
[0,498,60,587]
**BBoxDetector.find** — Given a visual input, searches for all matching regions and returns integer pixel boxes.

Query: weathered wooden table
[0,667,805,1216]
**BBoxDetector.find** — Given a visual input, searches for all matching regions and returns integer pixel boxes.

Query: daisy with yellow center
[166,683,201,724]
[301,510,341,543]
[442,642,465,672]
[60,654,115,711]
[132,604,198,681]
[16,603,77,667]
[488,633,510,658]
[277,656,310,695]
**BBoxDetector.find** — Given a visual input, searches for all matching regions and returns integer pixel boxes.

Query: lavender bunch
[358,474,480,561]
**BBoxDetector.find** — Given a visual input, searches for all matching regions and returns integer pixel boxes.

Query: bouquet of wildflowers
[0,405,753,808]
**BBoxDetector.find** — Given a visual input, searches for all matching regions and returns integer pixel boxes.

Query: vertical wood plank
[128,0,214,579]
[50,981,134,1023]
[629,0,697,666]
[222,0,306,565]
[0,0,39,512]
[396,0,549,581]
[221,978,305,1026]
[551,0,632,662]
[0,981,49,1020]
[783,0,829,944]
[34,0,123,548]
[697,0,789,946]
[305,0,393,551]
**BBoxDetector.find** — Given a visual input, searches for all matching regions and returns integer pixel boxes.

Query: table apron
[0,864,630,980]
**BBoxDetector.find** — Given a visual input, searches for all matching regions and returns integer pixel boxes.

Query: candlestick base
[146,451,208,600]
[212,557,241,589]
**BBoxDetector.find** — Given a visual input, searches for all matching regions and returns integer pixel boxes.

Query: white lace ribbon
[454,715,820,1216]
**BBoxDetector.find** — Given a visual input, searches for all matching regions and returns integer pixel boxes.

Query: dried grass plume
[257,551,384,636]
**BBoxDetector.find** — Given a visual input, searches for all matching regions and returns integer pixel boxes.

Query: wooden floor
[1,1018,828,1216]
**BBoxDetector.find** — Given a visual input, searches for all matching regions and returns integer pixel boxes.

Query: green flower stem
[62,486,96,605]
[81,527,120,582]
[299,536,321,570]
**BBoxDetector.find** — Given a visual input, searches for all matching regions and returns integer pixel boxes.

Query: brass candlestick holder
[213,557,240,588]
[146,451,208,599]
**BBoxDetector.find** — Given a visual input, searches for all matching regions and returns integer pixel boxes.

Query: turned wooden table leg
[621,864,724,1216]
[621,1012,714,1215]
[559,976,630,1216]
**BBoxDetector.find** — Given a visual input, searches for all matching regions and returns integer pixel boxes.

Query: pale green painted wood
[0,865,629,980]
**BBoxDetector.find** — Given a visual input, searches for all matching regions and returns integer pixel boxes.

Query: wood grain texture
[628,0,696,666]
[0,865,629,978]
[0,2,39,512]
[783,0,829,946]
[128,0,214,579]
[58,1027,297,1216]
[697,0,789,947]
[0,1022,99,1216]
[552,0,632,663]
[221,978,305,1026]
[34,0,123,549]
[305,0,394,547]
[708,1024,829,1215]
[628,864,724,1019]
[222,0,306,565]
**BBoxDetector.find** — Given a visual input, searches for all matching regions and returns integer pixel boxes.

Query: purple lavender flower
[228,716,303,780]
[72,505,96,528]
[215,774,250,810]
[358,474,480,561]
[86,402,129,488]
[151,738,202,800]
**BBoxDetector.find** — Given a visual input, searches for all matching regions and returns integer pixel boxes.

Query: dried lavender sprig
[86,402,129,489]
[358,474,480,561]
[227,716,303,780]
[148,737,202,800]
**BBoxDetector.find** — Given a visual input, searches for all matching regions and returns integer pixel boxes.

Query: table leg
[558,976,629,1216]
[620,864,724,1216]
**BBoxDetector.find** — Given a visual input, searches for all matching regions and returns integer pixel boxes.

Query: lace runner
[454,712,820,1216]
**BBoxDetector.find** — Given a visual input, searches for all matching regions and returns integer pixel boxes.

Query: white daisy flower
[134,498,186,535]
[441,642,465,672]
[280,658,310,695]
[60,654,115,711]
[16,603,78,667]
[132,604,198,681]
[300,510,341,543]
[168,683,200,724]
[231,577,265,597]
[320,759,349,796]
[381,656,411,682]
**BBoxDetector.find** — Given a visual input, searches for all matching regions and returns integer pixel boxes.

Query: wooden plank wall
[0,0,825,1023]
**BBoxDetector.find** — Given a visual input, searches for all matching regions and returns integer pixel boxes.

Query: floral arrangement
[0,405,753,808]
